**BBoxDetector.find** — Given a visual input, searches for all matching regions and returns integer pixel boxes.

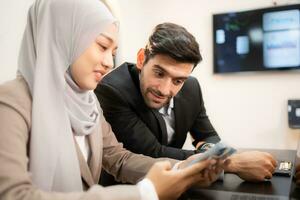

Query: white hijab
[17,0,115,192]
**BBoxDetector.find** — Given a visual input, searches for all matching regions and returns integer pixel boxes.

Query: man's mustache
[148,88,172,99]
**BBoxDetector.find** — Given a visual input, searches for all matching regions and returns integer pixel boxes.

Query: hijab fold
[17,0,115,192]
[65,72,100,136]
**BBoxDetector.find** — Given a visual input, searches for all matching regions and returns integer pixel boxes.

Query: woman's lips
[94,70,103,81]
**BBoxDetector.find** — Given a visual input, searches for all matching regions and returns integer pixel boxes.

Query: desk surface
[182,149,300,200]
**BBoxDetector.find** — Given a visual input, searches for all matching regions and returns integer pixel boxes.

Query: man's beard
[143,87,172,109]
[139,72,172,109]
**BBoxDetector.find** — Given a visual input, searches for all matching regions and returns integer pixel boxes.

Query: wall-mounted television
[213,4,300,74]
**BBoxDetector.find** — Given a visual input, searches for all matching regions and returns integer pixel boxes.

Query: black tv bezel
[213,4,300,74]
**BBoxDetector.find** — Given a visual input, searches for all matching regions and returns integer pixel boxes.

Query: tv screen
[213,4,300,73]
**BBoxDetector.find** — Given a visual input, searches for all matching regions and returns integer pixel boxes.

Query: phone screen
[274,160,293,177]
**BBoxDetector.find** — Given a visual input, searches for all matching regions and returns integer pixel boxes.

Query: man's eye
[154,71,164,77]
[173,79,184,86]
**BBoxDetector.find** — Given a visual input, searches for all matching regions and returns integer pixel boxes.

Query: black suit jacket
[95,62,220,160]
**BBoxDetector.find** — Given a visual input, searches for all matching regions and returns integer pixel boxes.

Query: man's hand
[224,151,277,182]
[146,159,218,200]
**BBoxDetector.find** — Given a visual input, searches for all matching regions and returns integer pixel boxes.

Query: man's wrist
[195,142,215,153]
[195,141,205,149]
[223,154,239,173]
[200,143,215,150]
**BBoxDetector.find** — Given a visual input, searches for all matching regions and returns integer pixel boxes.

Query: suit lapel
[173,95,187,148]
[151,109,168,145]
[129,65,168,145]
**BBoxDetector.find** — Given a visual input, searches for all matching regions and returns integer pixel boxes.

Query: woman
[0,0,221,199]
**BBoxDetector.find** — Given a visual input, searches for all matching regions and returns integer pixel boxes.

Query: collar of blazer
[74,124,102,187]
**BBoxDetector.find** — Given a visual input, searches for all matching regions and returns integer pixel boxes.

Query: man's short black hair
[144,22,202,68]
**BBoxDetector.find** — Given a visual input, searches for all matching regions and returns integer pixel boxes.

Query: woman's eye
[99,44,107,50]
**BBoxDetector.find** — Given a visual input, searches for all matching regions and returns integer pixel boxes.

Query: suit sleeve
[189,80,221,146]
[95,83,195,160]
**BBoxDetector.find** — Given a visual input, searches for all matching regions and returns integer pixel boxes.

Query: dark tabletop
[181,149,300,200]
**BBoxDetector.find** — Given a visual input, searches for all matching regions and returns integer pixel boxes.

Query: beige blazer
[0,77,175,200]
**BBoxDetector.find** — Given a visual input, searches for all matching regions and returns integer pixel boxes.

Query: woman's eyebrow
[98,33,118,50]
[100,33,115,43]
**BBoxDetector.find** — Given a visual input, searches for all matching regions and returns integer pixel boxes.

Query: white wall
[115,0,300,150]
[0,0,34,83]
[1,0,300,150]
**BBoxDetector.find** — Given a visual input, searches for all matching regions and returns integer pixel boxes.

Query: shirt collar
[158,98,174,116]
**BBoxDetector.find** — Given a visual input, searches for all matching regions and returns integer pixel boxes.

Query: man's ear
[136,48,145,70]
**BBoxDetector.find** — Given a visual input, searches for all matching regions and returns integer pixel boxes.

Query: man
[95,22,277,183]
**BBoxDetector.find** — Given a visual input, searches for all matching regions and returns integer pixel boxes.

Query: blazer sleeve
[189,79,221,146]
[100,112,178,184]
[95,83,195,160]
[0,94,142,200]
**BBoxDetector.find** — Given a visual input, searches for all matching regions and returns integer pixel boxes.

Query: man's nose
[158,78,172,96]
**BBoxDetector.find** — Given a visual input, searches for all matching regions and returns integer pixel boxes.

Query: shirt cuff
[137,178,159,200]
[218,170,225,181]
[172,161,182,170]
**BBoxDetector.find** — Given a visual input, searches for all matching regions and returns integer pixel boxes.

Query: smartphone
[273,160,293,177]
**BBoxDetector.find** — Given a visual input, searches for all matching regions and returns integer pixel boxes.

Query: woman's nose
[102,52,114,70]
